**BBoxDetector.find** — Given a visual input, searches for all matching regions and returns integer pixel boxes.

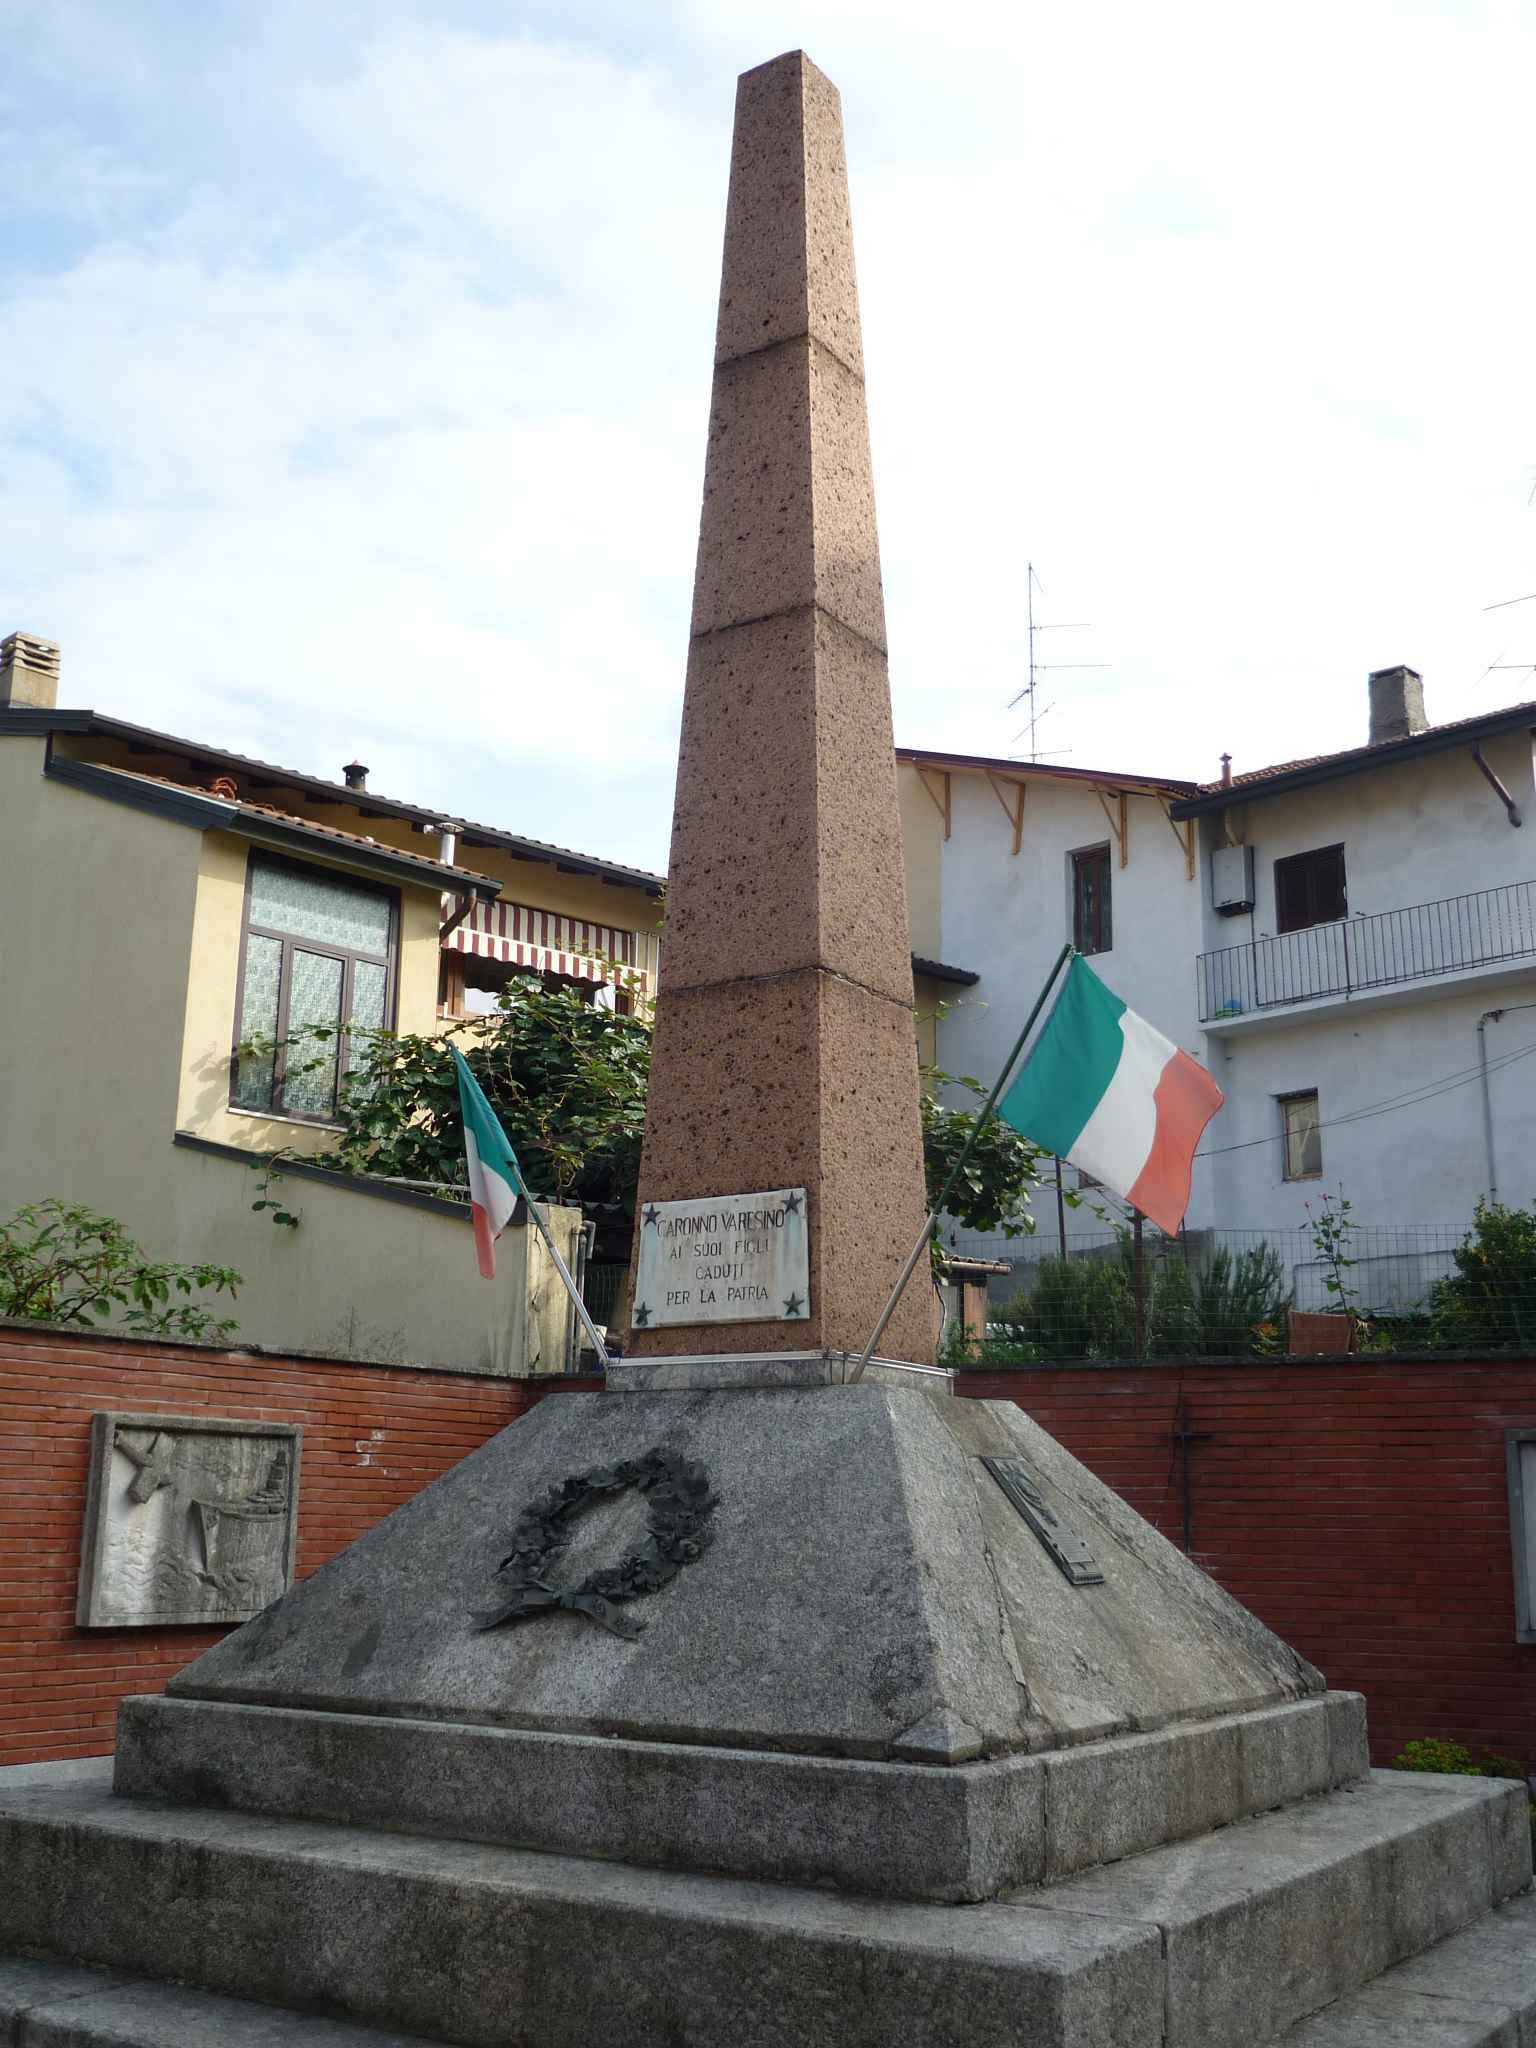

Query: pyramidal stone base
[108,1378,1341,1904]
[1,1377,1531,2045]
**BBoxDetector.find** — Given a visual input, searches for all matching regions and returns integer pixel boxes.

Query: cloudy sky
[3,0,1533,871]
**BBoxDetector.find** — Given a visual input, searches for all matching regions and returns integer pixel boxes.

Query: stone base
[604,1350,954,1393]
[114,1689,1368,1902]
[156,1388,1327,1780]
[0,1760,1529,2048]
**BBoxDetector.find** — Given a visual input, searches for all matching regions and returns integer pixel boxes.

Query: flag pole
[849,943,1074,1383]
[509,1166,613,1371]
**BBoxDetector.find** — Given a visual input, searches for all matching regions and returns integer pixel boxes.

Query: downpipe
[1479,1009,1502,1203]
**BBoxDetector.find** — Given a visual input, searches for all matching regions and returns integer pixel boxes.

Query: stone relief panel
[76,1412,301,1628]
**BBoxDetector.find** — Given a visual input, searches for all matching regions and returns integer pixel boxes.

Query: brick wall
[5,1321,1532,1776]
[956,1357,1536,1769]
[0,1323,587,1765]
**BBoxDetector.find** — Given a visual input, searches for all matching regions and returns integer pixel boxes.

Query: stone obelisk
[628,50,933,1363]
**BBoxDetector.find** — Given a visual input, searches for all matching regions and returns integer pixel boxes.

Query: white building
[899,667,1536,1257]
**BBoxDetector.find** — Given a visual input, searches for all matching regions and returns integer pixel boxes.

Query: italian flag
[450,1044,523,1279]
[997,956,1223,1235]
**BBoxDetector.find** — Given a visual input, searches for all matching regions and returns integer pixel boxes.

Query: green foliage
[0,1199,241,1341]
[1193,1243,1291,1355]
[981,1238,1290,1362]
[1305,1187,1357,1311]
[921,1069,1046,1239]
[1428,1200,1536,1351]
[936,1321,1045,1365]
[990,1257,1134,1360]
[330,977,653,1213]
[249,1155,301,1228]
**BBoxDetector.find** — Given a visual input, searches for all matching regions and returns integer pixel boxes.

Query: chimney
[0,631,60,710]
[343,760,369,791]
[1368,665,1428,746]
[1220,752,1233,787]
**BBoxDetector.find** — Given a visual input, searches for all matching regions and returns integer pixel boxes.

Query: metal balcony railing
[1196,877,1536,1022]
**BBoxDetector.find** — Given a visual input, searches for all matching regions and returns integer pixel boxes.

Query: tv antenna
[1008,564,1109,760]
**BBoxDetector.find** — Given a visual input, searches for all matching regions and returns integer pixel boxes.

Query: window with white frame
[231,856,397,1121]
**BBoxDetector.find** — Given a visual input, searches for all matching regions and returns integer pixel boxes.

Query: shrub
[1191,1242,1290,1356]
[999,1256,1135,1360]
[0,1199,241,1341]
[1428,1201,1536,1351]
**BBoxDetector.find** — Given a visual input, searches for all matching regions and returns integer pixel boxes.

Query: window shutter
[1312,846,1347,923]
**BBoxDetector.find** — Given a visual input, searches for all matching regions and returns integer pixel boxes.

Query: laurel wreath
[477,1448,716,1641]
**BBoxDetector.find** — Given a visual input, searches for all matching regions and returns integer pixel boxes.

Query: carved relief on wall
[76,1412,301,1628]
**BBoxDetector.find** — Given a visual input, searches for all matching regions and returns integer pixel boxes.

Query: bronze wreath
[477,1448,716,1641]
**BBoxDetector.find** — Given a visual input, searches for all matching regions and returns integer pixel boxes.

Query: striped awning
[442,896,650,993]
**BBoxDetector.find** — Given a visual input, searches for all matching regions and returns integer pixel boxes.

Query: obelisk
[628,50,933,1363]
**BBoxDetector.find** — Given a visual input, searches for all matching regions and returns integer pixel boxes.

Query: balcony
[1196,877,1536,1023]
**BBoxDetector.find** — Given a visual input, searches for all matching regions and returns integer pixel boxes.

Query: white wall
[1196,731,1536,956]
[901,730,1536,1239]
[915,766,1216,1221]
[1194,732,1536,1229]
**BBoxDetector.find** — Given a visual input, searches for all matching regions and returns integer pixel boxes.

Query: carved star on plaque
[632,1302,653,1326]
[779,1190,803,1216]
[782,1293,805,1317]
[641,1204,661,1228]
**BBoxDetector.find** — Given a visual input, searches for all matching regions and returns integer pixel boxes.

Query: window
[1073,846,1112,955]
[1274,844,1346,933]
[1280,1091,1322,1181]
[232,856,397,1121]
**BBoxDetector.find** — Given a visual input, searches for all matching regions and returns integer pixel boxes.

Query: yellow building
[0,631,663,1372]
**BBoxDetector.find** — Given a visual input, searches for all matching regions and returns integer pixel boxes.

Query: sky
[2,0,1534,873]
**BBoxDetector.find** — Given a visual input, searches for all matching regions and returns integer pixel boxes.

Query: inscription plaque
[76,1411,301,1627]
[981,1455,1105,1587]
[632,1189,809,1328]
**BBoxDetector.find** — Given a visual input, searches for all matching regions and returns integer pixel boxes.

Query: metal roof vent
[343,760,370,791]
[1368,665,1428,746]
[0,630,60,710]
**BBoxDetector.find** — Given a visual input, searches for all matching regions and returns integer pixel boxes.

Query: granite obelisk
[628,51,933,1362]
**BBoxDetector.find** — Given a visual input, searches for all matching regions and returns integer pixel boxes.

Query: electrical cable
[1194,1031,1536,1162]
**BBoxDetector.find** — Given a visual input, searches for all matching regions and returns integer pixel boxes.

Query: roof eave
[1169,704,1536,819]
[897,744,1198,799]
[0,707,663,893]
[41,752,498,898]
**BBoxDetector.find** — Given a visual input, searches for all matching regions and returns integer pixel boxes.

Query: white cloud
[1,0,1534,865]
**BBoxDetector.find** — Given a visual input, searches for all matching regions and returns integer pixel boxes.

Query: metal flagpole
[849,942,1074,1382]
[508,1166,612,1371]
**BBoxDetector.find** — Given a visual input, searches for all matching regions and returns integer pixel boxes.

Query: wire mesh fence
[943,1218,1536,1360]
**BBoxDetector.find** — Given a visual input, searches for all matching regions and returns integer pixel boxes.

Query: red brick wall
[6,1322,1532,1777]
[957,1358,1536,1770]
[0,1324,586,1765]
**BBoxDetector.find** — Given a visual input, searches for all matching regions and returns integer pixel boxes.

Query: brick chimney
[1368,664,1427,746]
[0,631,60,709]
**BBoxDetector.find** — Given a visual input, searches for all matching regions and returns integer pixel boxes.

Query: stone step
[1015,1769,1532,2048]
[0,1951,435,2047]
[1275,1888,1536,2045]
[0,1761,1527,2048]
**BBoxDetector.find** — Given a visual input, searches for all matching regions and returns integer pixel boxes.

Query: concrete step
[0,1951,436,2047]
[0,1760,1527,2048]
[1275,1888,1536,2045]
